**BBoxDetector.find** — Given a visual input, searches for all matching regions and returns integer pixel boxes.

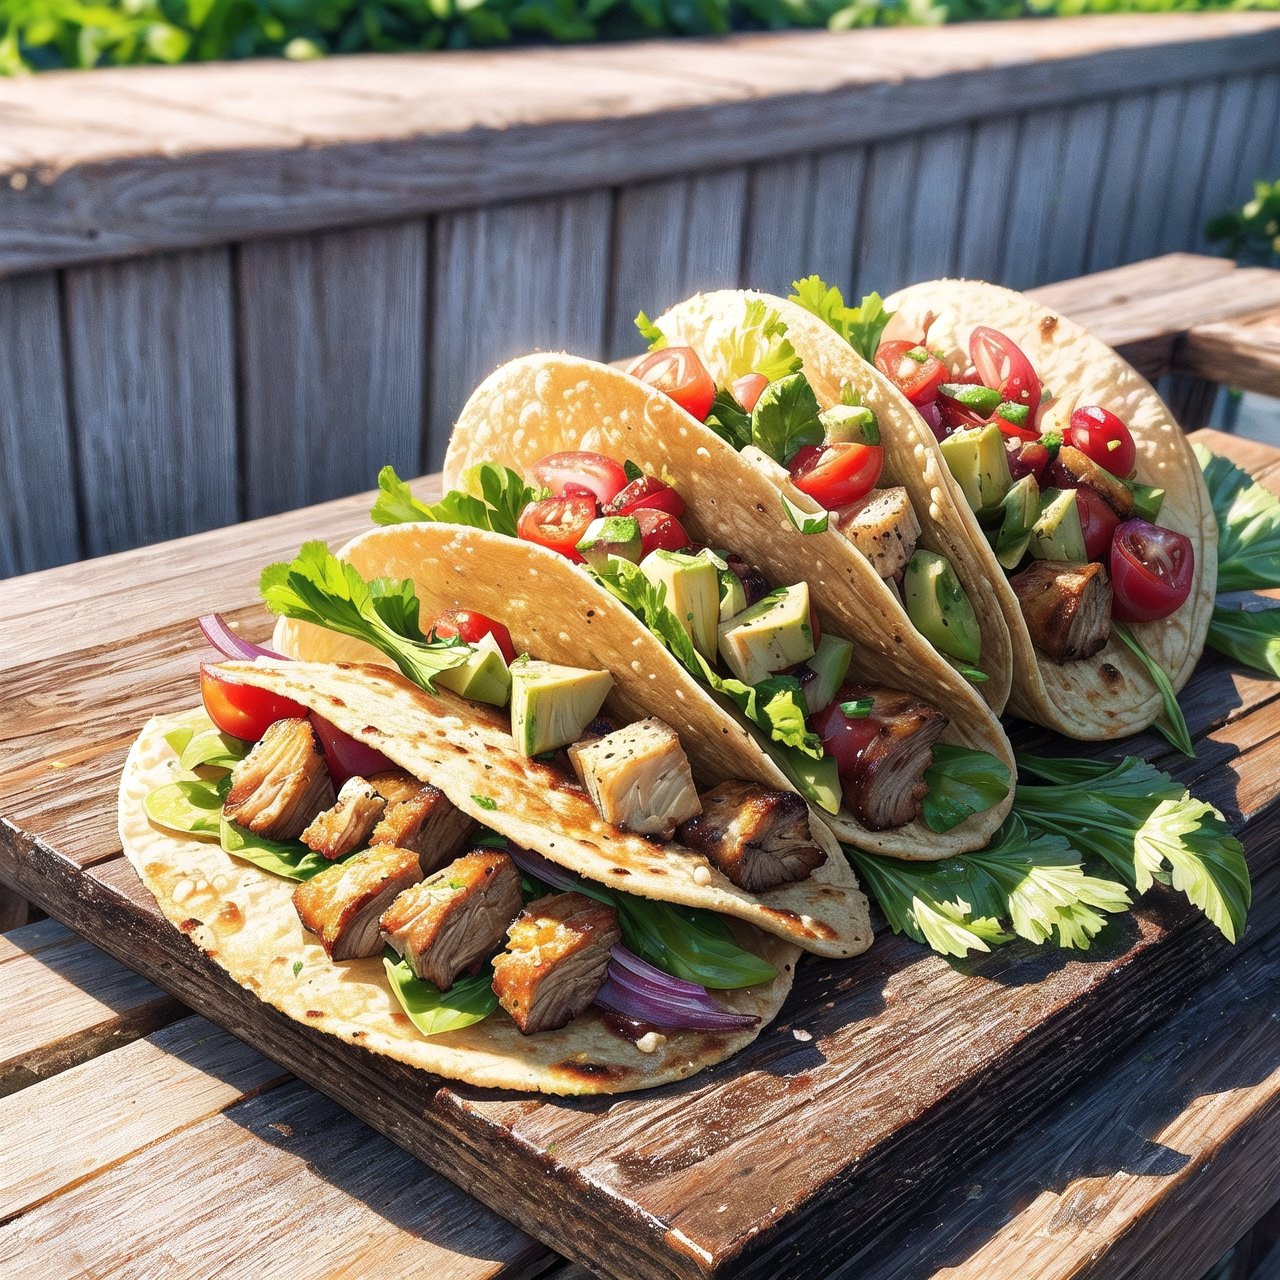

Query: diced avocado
[716,567,747,622]
[435,633,512,707]
[640,549,720,661]
[799,634,854,715]
[1131,482,1165,522]
[902,551,982,665]
[819,404,880,445]
[1029,488,1086,563]
[576,516,642,571]
[718,582,816,685]
[938,383,1002,415]
[940,423,1013,515]
[508,658,613,757]
[766,738,842,816]
[992,474,1041,571]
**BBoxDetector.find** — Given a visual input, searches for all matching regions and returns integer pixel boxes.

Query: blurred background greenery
[3,0,1279,73]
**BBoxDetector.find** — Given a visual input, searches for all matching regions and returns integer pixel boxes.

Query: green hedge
[2,0,1278,73]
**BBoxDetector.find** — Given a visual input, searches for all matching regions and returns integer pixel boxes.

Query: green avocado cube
[718,582,816,685]
[640,549,720,661]
[508,658,613,757]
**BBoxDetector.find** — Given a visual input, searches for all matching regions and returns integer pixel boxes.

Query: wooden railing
[2,12,1279,578]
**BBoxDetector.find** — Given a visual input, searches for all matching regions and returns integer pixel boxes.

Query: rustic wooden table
[3,255,1280,1279]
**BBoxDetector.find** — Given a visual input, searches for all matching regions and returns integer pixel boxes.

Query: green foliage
[9,0,1278,72]
[1206,178,1280,267]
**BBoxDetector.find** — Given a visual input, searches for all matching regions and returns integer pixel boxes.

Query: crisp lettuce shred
[371,463,546,538]
[706,299,803,384]
[750,372,824,465]
[788,276,894,362]
[781,493,829,535]
[634,310,668,352]
[259,540,474,692]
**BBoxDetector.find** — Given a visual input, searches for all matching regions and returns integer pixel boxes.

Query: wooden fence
[2,12,1279,578]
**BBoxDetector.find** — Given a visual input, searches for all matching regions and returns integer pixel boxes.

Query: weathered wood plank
[431,193,611,463]
[1192,75,1256,254]
[63,249,238,557]
[238,222,427,516]
[0,888,29,933]
[902,125,969,285]
[1122,85,1196,266]
[1234,71,1280,218]
[1157,80,1223,258]
[1037,100,1109,286]
[3,17,1278,275]
[0,272,78,578]
[607,172,747,359]
[1177,306,1280,395]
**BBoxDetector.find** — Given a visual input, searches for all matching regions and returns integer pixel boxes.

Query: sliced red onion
[311,712,394,787]
[608,942,708,999]
[504,843,583,896]
[597,970,758,1032]
[199,613,283,661]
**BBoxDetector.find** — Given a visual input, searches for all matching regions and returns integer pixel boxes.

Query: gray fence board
[64,250,237,557]
[1158,81,1222,256]
[1037,101,1109,286]
[1000,109,1067,290]
[1234,72,1280,214]
[905,126,970,285]
[1085,94,1153,274]
[855,137,920,300]
[238,222,427,517]
[0,274,77,576]
[1122,85,1186,267]
[954,117,1019,283]
[1193,76,1257,253]
[433,193,612,461]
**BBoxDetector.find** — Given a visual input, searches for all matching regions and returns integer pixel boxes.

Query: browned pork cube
[224,717,334,841]
[292,845,422,960]
[677,781,825,891]
[379,850,523,991]
[832,487,921,581]
[491,892,621,1035]
[300,776,387,860]
[1010,559,1113,665]
[370,775,475,874]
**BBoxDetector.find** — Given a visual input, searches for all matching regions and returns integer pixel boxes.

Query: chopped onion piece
[199,613,283,661]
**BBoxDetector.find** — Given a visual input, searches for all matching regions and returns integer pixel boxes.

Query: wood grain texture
[1192,74,1257,255]
[954,116,1019,282]
[4,17,1277,275]
[903,124,969,285]
[0,886,30,932]
[607,171,747,360]
[1000,108,1067,290]
[63,249,238,557]
[1036,99,1109,286]
[238,222,427,516]
[854,136,920,300]
[1178,306,1280,394]
[432,192,612,463]
[1084,94,1156,274]
[1,422,1277,1279]
[1122,85,1191,268]
[1233,72,1280,218]
[0,272,77,577]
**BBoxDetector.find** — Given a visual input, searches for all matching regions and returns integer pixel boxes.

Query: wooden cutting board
[2,429,1277,1280]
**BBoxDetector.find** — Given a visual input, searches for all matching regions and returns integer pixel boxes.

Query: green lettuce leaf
[220,818,343,881]
[634,310,668,352]
[750,372,823,465]
[144,777,226,838]
[920,745,1011,834]
[1195,444,1280,592]
[781,493,829,534]
[1206,601,1280,677]
[789,276,894,363]
[371,464,546,538]
[383,953,499,1036]
[703,386,753,451]
[1112,621,1194,758]
[706,299,803,383]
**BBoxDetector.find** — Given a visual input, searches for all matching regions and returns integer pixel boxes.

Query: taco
[421,355,1014,859]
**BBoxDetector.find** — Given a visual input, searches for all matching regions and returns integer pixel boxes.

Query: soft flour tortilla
[651,290,1014,715]
[440,355,1015,859]
[119,713,799,1096]
[882,279,1217,738]
[219,657,872,959]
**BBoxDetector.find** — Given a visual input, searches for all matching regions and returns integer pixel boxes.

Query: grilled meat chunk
[292,845,422,961]
[1010,559,1113,664]
[379,850,522,990]
[491,892,621,1035]
[366,769,425,806]
[568,718,702,840]
[676,782,825,891]
[1049,445,1135,518]
[300,776,387,860]
[833,487,921,580]
[224,717,334,841]
[372,780,475,874]
[838,688,948,831]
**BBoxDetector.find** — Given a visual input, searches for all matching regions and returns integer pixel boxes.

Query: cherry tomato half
[874,341,948,406]
[969,326,1041,419]
[606,474,686,519]
[516,495,598,562]
[1068,406,1137,479]
[634,507,693,556]
[732,372,769,413]
[431,609,517,664]
[200,666,307,743]
[312,713,394,791]
[1110,519,1195,623]
[1076,485,1120,563]
[788,442,884,509]
[529,451,626,506]
[627,346,716,421]
[811,693,881,780]
[992,411,1040,443]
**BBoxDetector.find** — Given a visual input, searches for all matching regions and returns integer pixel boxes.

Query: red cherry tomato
[627,346,716,421]
[874,341,948,406]
[1075,485,1120,563]
[1068,406,1137,479]
[634,507,693,556]
[431,609,517,664]
[1110,519,1195,623]
[969,326,1041,420]
[732,373,769,413]
[529,451,626,506]
[200,666,307,743]
[516,495,598,562]
[788,442,884,509]
[1006,439,1052,485]
[606,474,686,519]
[991,411,1040,443]
[311,713,393,791]
[811,695,881,780]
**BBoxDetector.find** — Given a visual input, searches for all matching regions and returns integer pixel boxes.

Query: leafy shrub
[3,0,1279,72]
[1206,179,1280,267]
